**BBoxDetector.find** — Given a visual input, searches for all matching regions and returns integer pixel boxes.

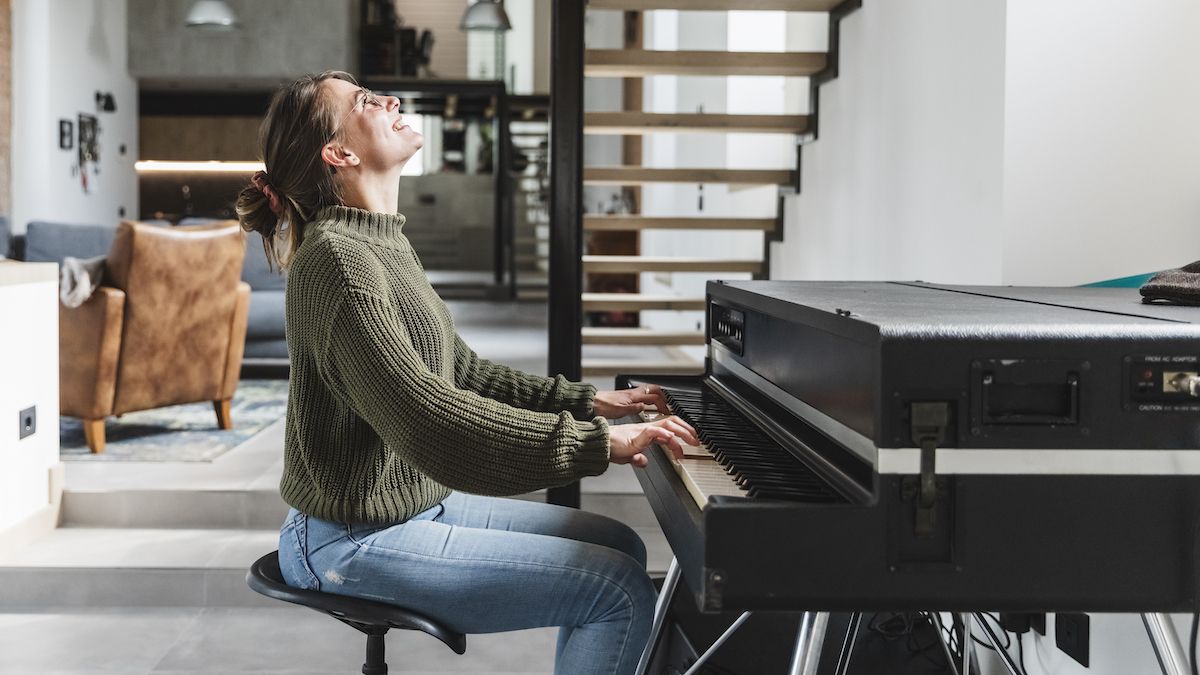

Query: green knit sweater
[280,205,610,524]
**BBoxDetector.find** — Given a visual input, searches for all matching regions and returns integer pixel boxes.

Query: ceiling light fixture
[185,0,240,31]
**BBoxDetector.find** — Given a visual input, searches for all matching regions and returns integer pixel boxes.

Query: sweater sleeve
[453,334,597,418]
[320,289,610,495]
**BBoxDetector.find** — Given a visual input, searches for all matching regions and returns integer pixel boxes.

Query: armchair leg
[214,399,233,430]
[83,419,106,454]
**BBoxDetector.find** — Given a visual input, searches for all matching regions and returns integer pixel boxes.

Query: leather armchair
[60,220,251,453]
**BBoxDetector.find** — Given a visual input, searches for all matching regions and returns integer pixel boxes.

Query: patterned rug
[59,379,288,462]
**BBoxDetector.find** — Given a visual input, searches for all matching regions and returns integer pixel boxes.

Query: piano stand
[634,558,681,675]
[833,613,864,675]
[1143,613,1191,675]
[786,611,830,675]
[635,557,856,675]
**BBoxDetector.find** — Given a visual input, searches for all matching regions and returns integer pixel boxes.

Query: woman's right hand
[608,416,699,468]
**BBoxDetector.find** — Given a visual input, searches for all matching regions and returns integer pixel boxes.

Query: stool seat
[247,551,465,674]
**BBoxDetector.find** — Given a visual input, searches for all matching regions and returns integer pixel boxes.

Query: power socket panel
[1055,612,1090,667]
[18,406,36,440]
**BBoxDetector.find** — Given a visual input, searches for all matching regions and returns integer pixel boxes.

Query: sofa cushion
[242,234,287,291]
[24,221,116,263]
[247,289,286,339]
[243,337,289,360]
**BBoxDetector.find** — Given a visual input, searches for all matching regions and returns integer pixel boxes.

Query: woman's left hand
[593,384,669,419]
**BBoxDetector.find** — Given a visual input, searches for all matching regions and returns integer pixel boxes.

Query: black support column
[546,0,586,509]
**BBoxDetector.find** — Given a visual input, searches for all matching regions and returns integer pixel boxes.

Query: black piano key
[660,386,846,505]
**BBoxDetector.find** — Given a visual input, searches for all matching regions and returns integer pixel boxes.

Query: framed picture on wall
[77,113,99,193]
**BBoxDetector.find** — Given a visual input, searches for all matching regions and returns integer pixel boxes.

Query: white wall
[0,267,59,533]
[772,0,1007,283]
[11,0,138,234]
[970,612,1193,675]
[1001,0,1200,285]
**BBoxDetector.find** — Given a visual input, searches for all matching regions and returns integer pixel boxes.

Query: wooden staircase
[571,0,860,379]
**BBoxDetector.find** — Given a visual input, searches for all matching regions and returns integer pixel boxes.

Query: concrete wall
[11,0,138,234]
[0,266,59,534]
[127,0,354,85]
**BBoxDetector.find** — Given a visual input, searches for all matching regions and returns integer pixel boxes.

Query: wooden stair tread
[585,49,825,77]
[583,255,762,273]
[589,0,842,11]
[582,359,705,377]
[584,112,809,135]
[584,166,794,186]
[582,328,705,345]
[584,216,776,231]
[583,293,706,310]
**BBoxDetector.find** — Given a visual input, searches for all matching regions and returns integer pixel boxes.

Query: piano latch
[910,402,951,538]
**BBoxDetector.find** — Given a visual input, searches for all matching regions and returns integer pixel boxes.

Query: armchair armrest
[220,281,252,400]
[60,287,126,419]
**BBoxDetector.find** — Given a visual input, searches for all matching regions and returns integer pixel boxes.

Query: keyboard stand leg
[961,613,974,675]
[680,611,752,675]
[1142,612,1191,675]
[786,611,830,675]
[634,557,681,675]
[973,612,1022,675]
[930,614,960,675]
[832,612,862,675]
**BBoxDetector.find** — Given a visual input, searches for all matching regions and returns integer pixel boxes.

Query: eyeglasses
[329,87,386,143]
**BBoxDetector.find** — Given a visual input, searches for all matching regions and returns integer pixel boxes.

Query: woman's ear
[321,142,360,171]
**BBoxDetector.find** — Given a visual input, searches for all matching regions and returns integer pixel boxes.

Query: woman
[235,70,698,675]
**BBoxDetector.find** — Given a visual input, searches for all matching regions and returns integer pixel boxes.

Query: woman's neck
[338,169,402,215]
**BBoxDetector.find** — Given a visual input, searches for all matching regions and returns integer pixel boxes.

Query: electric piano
[620,281,1200,618]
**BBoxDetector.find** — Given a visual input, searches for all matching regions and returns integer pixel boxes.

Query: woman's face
[323,78,423,173]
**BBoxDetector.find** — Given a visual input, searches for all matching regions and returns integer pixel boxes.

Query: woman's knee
[591,515,648,568]
[600,556,657,625]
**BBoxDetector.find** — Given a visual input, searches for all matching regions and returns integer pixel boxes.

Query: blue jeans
[278,492,657,675]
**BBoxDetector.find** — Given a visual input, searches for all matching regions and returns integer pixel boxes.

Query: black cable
[1190,611,1197,675]
[1017,631,1027,675]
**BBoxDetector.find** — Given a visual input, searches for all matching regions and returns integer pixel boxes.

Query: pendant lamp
[460,0,512,32]
[186,0,240,31]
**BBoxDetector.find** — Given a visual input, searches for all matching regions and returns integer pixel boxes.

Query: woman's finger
[632,385,670,413]
[630,452,648,468]
[663,433,685,460]
[635,425,667,451]
[658,419,699,447]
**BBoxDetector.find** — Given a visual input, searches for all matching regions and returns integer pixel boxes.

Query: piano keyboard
[641,387,844,511]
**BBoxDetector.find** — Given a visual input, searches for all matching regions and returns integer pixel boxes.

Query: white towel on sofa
[60,255,107,308]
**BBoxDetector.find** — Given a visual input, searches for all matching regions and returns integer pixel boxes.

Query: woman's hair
[235,70,356,270]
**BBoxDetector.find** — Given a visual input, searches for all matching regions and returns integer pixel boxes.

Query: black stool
[247,551,466,675]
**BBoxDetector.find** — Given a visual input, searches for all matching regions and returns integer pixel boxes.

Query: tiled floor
[0,300,669,673]
[0,607,558,674]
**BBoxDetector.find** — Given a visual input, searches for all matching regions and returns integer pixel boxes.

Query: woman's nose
[385,95,401,111]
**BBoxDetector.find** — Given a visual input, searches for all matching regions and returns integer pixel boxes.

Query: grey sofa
[15,220,289,368]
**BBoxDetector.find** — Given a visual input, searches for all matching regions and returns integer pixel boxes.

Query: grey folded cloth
[59,255,107,308]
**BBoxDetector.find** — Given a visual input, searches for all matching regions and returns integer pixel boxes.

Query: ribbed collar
[310,205,407,244]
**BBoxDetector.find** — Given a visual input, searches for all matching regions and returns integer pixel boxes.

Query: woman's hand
[608,416,699,468]
[593,384,669,419]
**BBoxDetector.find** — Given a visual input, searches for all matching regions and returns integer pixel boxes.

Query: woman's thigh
[308,514,656,637]
[437,492,647,568]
